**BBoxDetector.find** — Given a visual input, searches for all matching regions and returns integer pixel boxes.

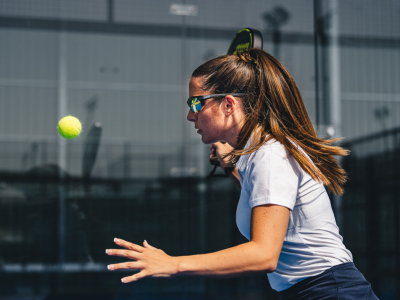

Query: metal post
[41,140,48,165]
[327,0,344,227]
[57,26,67,290]
[180,1,188,171]
[108,0,114,23]
[123,142,131,178]
[313,0,321,132]
[273,30,281,60]
[328,0,342,140]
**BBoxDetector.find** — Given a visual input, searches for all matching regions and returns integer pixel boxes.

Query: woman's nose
[187,109,196,122]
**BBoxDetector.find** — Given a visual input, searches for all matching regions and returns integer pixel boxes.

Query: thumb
[143,240,157,250]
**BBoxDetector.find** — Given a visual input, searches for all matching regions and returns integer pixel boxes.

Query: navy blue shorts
[279,262,379,300]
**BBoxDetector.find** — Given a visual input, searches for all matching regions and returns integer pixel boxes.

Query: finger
[114,238,144,253]
[121,271,147,283]
[143,240,157,250]
[108,261,142,271]
[106,249,141,260]
[211,142,221,149]
[209,147,216,160]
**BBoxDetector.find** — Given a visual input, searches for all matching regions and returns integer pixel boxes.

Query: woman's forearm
[174,241,275,278]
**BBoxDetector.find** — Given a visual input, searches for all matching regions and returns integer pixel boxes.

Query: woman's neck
[221,118,246,148]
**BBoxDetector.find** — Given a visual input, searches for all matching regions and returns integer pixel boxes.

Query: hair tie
[238,51,258,65]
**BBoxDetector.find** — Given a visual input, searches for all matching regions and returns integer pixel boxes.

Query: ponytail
[192,49,349,196]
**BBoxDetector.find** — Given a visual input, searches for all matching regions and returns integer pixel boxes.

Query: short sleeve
[246,146,301,210]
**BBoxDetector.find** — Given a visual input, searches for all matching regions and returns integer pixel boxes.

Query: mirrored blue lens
[189,97,202,113]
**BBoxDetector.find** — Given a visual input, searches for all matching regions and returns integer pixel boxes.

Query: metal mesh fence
[341,127,400,298]
[1,0,400,298]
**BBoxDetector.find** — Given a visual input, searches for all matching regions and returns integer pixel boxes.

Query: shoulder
[236,136,291,173]
[262,138,290,158]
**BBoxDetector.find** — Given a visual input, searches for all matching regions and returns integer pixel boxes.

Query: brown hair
[192,49,349,196]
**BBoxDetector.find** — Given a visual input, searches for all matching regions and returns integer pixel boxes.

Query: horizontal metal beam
[342,125,400,147]
[0,15,236,39]
[2,262,131,273]
[1,16,400,48]
[1,78,399,103]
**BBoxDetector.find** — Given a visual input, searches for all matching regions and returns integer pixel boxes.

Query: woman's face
[186,77,226,144]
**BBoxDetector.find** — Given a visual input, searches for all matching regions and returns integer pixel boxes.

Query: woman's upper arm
[250,204,290,271]
[247,149,299,210]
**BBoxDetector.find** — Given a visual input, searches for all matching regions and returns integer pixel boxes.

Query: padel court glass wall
[0,1,399,299]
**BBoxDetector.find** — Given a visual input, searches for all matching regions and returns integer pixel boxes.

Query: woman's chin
[201,135,220,145]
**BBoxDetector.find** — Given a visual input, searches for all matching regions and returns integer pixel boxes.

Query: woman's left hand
[209,142,234,170]
[106,238,179,283]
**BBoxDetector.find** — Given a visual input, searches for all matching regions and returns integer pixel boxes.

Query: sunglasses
[187,94,246,113]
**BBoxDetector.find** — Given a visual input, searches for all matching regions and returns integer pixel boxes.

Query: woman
[106,49,378,299]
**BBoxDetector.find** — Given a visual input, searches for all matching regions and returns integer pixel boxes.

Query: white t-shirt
[235,135,353,292]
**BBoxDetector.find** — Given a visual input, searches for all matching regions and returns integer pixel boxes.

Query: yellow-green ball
[57,116,82,139]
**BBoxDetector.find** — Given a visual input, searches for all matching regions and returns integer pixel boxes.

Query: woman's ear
[223,95,236,115]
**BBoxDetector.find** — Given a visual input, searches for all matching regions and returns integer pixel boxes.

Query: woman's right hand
[209,142,234,170]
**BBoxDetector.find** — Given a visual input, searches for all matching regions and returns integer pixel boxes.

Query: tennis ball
[57,116,82,139]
